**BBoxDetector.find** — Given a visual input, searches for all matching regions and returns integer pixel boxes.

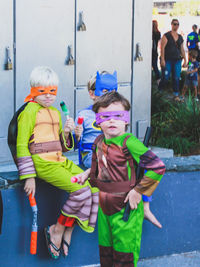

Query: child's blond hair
[30,66,59,88]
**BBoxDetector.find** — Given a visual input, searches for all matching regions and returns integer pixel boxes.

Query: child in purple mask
[74,71,162,228]
[76,91,165,266]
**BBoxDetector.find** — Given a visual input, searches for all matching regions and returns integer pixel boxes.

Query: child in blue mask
[74,71,162,228]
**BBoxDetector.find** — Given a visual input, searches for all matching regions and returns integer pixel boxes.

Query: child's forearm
[85,168,91,178]
[133,151,165,196]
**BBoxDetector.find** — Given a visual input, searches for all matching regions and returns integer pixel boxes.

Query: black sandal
[62,239,70,258]
[44,226,61,259]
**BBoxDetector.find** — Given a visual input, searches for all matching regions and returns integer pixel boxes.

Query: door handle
[77,12,86,31]
[5,46,13,70]
[135,43,143,61]
[66,45,75,65]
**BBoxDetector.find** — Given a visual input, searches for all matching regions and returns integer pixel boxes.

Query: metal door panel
[15,0,75,117]
[0,0,14,137]
[118,84,131,103]
[118,84,132,132]
[75,87,93,115]
[76,0,132,86]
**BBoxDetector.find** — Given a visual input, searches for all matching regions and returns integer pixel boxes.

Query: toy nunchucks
[60,101,69,120]
[122,126,152,222]
[60,101,84,164]
[29,193,38,254]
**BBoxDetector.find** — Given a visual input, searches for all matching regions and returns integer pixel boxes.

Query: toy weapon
[29,194,38,254]
[60,101,69,120]
[122,127,152,221]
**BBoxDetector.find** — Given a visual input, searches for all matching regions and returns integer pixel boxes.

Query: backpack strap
[122,135,137,188]
[89,134,104,187]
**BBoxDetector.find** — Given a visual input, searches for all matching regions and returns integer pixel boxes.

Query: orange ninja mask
[24,85,58,102]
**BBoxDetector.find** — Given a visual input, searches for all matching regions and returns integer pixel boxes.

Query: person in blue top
[74,71,116,168]
[74,71,162,228]
[187,24,199,51]
[181,49,199,101]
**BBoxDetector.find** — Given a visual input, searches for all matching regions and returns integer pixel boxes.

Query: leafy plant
[151,83,200,155]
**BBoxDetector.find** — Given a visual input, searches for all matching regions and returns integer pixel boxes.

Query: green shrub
[151,85,200,155]
[156,136,195,155]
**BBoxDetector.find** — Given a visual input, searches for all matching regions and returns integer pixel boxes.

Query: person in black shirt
[152,20,161,83]
[158,19,187,101]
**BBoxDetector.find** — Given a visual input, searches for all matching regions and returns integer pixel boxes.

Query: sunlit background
[153,0,200,53]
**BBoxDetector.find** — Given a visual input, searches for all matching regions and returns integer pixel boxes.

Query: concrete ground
[138,251,200,267]
[82,251,200,267]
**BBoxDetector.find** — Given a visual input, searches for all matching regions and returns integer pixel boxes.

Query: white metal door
[76,0,133,86]
[15,0,75,117]
[0,0,14,162]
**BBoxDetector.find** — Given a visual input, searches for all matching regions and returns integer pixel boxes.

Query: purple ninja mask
[96,111,130,125]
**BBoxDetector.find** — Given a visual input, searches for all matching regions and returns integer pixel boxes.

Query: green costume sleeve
[126,135,165,196]
[16,107,37,180]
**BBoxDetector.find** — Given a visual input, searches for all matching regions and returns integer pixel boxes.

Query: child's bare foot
[62,226,74,257]
[143,202,162,229]
[46,224,65,258]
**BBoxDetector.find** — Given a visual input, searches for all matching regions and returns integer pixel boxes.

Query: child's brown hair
[92,91,131,113]
[189,49,198,59]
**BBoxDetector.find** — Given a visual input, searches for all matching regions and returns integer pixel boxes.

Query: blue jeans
[159,59,182,96]
[152,55,160,80]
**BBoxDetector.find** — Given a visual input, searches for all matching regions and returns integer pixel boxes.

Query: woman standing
[152,20,161,83]
[158,19,187,101]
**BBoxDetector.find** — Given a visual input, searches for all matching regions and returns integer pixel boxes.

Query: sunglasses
[173,23,179,26]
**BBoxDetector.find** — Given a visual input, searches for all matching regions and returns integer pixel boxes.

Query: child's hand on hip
[124,189,142,210]
[74,125,83,141]
[24,178,36,197]
[64,117,75,135]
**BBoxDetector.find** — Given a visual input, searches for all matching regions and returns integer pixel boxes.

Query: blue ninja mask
[95,71,118,96]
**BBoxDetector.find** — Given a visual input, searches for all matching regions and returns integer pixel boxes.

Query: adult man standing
[158,19,187,101]
[187,24,199,52]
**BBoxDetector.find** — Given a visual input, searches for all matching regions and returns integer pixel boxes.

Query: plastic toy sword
[29,194,38,254]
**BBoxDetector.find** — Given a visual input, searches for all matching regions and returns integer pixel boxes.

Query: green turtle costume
[16,102,98,232]
[89,133,166,267]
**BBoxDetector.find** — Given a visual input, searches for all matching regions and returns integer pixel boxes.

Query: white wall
[132,0,153,139]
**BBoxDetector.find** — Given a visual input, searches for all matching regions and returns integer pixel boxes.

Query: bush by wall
[151,86,200,155]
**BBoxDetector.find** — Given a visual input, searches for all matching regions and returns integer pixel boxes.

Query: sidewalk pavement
[82,251,200,267]
[138,251,200,267]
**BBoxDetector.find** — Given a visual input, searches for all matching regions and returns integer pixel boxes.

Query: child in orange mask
[16,66,99,259]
